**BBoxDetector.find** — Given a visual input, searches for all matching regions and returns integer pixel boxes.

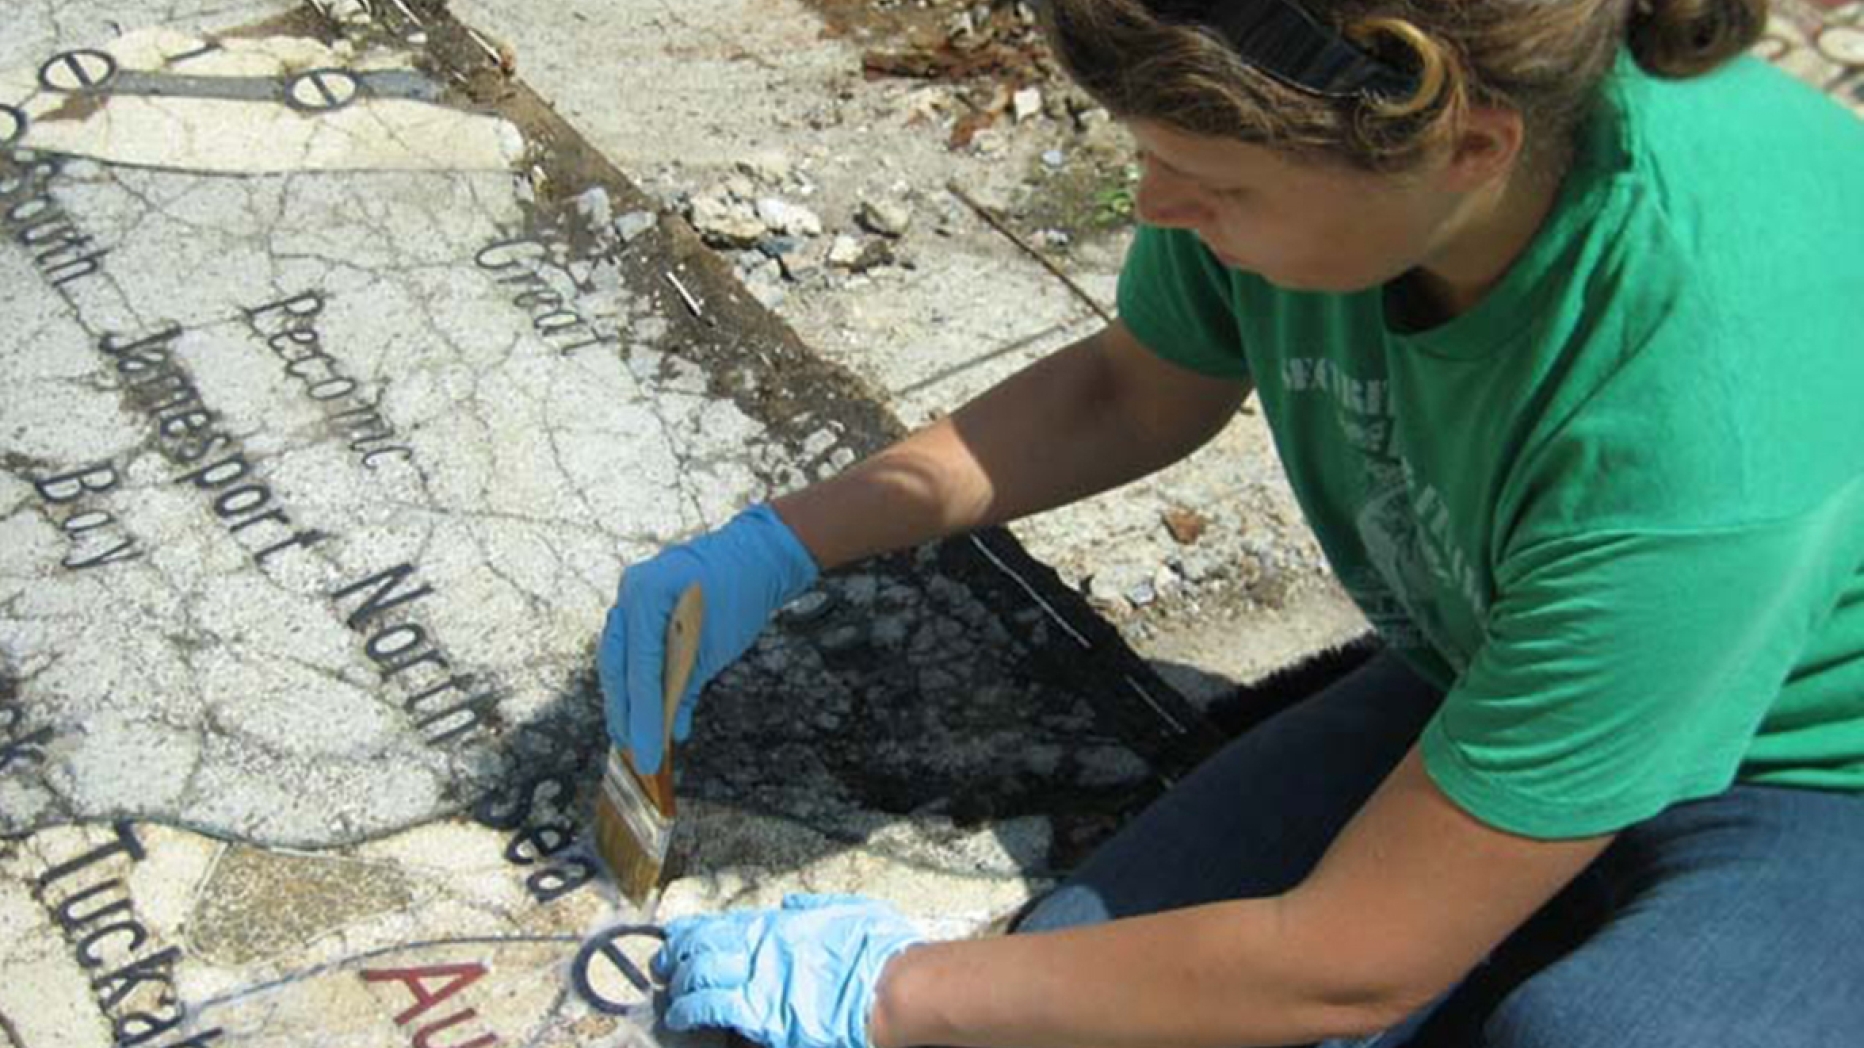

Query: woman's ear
[1443,105,1526,190]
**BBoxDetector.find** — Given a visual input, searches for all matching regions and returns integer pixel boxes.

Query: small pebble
[614,210,656,243]
[785,591,833,622]
[858,199,913,238]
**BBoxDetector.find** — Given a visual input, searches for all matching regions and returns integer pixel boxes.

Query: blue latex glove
[598,504,818,774]
[654,894,924,1048]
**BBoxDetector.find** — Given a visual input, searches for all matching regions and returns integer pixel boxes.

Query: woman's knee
[1478,979,1606,1048]
[1474,943,1852,1048]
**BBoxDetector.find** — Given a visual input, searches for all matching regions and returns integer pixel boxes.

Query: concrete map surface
[3,1,1860,1046]
[0,2,1220,1044]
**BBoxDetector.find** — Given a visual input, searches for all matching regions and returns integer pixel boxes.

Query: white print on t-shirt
[1282,357,1392,416]
[1283,356,1486,672]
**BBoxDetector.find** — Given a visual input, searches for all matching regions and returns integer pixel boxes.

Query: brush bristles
[593,794,666,904]
[593,749,673,906]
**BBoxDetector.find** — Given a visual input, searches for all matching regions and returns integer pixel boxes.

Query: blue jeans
[1014,652,1864,1046]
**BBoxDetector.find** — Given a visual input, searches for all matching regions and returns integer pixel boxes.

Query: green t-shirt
[1118,54,1864,838]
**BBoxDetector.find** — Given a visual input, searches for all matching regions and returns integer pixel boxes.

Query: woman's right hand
[597,504,819,774]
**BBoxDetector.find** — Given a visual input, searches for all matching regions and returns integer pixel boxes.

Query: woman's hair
[1042,0,1768,171]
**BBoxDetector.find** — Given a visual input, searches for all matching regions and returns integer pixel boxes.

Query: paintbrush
[593,583,705,905]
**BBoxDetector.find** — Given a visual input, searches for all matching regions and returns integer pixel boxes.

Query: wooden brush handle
[645,584,705,813]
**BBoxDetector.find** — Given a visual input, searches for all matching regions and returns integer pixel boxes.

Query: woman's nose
[1134,158,1212,230]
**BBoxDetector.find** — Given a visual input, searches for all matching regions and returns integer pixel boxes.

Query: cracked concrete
[6,2,1858,1047]
[0,36,802,846]
[0,3,1196,1045]
[2,28,523,174]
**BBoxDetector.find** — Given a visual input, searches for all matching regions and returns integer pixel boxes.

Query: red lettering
[361,963,487,1026]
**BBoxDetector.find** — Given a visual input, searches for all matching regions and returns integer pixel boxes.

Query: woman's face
[1126,119,1473,294]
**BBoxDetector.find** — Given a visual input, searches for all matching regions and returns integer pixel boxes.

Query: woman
[599,1,1864,1044]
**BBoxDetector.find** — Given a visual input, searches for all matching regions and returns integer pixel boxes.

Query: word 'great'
[476,234,619,356]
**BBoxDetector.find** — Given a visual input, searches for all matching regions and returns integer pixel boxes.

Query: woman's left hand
[654,894,925,1048]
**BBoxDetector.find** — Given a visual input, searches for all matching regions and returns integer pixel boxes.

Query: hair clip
[1151,0,1420,101]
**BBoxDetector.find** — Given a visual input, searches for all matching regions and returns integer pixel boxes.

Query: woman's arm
[773,320,1249,571]
[869,747,1613,1048]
